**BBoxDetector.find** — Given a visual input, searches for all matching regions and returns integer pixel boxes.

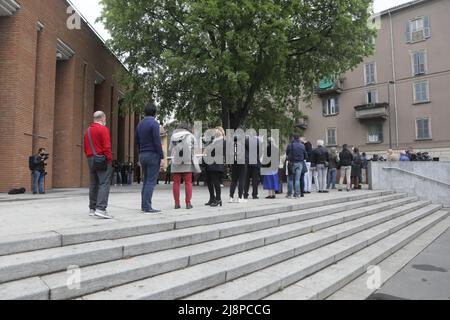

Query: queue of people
[82,104,382,220]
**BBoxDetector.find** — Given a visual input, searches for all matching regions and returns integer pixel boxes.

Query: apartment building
[0,0,137,192]
[300,0,450,160]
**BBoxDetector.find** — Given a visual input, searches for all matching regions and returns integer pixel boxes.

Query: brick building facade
[0,0,136,192]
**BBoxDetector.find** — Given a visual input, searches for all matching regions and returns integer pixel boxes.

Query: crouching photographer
[29,148,49,195]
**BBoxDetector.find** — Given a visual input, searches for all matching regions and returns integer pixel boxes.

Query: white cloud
[70,0,413,42]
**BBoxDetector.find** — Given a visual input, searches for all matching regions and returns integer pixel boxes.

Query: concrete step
[327,213,450,300]
[0,191,394,256]
[81,202,437,300]
[114,194,412,257]
[264,210,450,300]
[0,194,411,286]
[35,197,420,300]
[184,204,443,300]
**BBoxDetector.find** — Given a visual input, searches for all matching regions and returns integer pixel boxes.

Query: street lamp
[387,81,395,149]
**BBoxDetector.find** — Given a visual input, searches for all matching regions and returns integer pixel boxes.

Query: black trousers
[230,164,247,199]
[206,171,222,201]
[244,166,260,198]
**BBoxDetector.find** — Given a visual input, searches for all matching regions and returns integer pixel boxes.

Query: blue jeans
[327,168,337,189]
[32,170,45,194]
[140,152,161,211]
[288,162,303,196]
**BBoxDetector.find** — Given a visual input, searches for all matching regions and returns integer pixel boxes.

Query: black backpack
[29,156,36,171]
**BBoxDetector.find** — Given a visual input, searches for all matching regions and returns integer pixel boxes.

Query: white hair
[93,111,106,121]
[317,139,324,147]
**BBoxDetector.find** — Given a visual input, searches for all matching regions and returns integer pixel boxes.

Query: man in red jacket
[84,111,113,219]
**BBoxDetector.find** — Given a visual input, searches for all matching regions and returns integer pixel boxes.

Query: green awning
[319,78,334,90]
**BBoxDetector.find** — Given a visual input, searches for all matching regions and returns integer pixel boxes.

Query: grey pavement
[369,225,450,300]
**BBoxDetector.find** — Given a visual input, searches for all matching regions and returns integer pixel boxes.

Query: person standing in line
[286,135,308,199]
[351,147,363,190]
[135,103,164,214]
[229,130,248,203]
[244,135,261,200]
[311,140,329,193]
[204,127,226,207]
[261,137,280,199]
[300,137,313,194]
[83,111,114,219]
[338,144,353,192]
[169,124,201,210]
[327,147,338,190]
[399,150,410,161]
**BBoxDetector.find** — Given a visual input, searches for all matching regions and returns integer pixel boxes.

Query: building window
[411,51,427,76]
[406,16,431,43]
[413,81,430,103]
[326,128,337,146]
[367,123,383,143]
[322,97,339,116]
[366,89,378,104]
[364,63,376,85]
[416,118,431,140]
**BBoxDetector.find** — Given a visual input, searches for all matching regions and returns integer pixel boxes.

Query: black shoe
[186,203,193,210]
[210,200,223,207]
[252,196,259,200]
[323,190,329,193]
[205,200,214,206]
[318,190,323,193]
[300,194,305,197]
[175,204,181,209]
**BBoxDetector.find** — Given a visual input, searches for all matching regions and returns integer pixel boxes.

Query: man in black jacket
[300,137,313,193]
[311,140,329,193]
[244,135,261,199]
[338,144,353,192]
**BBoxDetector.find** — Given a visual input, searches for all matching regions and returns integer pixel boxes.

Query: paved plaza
[0,183,363,237]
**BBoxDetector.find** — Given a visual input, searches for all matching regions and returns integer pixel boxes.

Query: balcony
[0,0,20,16]
[296,118,309,130]
[316,78,343,96]
[354,103,389,120]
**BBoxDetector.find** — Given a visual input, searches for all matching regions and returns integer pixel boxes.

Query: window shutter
[335,97,340,113]
[406,21,412,43]
[424,16,431,38]
[418,52,424,74]
[322,99,327,115]
[413,53,420,75]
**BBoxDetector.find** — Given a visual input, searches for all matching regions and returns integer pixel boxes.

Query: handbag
[87,128,107,171]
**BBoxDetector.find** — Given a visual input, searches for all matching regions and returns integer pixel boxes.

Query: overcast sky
[70,0,413,41]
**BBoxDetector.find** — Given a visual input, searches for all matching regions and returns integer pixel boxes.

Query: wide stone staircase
[0,191,448,300]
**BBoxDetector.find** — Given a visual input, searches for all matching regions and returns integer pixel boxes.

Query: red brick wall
[0,0,135,192]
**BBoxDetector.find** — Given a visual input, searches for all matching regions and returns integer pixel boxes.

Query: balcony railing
[316,79,343,96]
[296,118,309,130]
[354,103,389,120]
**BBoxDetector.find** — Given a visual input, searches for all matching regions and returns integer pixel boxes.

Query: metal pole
[388,82,393,149]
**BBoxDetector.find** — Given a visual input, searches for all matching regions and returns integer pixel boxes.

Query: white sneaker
[238,198,248,203]
[89,209,96,217]
[94,210,113,219]
[228,197,235,203]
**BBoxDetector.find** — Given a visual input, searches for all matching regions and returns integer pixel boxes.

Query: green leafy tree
[100,0,375,131]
